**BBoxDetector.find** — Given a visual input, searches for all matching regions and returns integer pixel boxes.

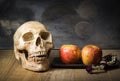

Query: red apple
[81,44,102,65]
[59,44,81,64]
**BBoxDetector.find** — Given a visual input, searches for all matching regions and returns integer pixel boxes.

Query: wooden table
[0,50,120,81]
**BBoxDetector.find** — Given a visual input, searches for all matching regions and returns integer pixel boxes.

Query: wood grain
[0,50,120,81]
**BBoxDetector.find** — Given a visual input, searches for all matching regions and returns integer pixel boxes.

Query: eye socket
[23,32,34,41]
[40,32,50,40]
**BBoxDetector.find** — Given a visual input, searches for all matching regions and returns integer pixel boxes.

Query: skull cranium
[13,21,54,71]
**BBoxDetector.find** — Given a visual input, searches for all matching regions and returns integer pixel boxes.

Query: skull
[13,21,54,71]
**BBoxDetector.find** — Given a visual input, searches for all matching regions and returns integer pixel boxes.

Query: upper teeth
[29,51,47,57]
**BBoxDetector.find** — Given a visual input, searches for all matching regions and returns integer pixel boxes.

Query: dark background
[0,0,120,49]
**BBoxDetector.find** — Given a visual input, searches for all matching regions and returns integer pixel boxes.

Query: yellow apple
[81,44,102,65]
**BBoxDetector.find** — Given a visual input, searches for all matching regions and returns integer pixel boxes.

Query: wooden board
[0,50,120,81]
[51,57,86,68]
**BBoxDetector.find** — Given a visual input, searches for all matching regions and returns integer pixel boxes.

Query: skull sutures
[13,21,54,71]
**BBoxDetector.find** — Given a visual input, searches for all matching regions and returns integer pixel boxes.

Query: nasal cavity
[36,37,41,46]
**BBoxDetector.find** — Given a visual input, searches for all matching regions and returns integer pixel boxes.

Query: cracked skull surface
[13,21,54,71]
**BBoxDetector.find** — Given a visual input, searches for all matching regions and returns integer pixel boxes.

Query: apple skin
[60,44,81,64]
[81,45,102,65]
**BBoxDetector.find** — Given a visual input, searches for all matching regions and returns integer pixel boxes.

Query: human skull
[13,21,54,71]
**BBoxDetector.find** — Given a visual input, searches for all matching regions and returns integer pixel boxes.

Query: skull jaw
[22,58,50,72]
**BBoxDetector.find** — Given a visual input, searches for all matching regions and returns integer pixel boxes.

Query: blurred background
[0,0,120,49]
